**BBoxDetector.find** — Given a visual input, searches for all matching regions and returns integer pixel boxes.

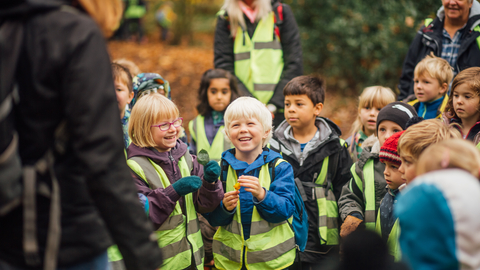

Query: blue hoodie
[203,148,295,239]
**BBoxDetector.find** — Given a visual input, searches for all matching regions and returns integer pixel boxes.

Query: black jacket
[398,2,480,100]
[213,2,303,108]
[0,2,162,269]
[269,118,352,262]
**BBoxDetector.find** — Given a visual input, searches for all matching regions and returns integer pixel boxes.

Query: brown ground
[108,34,358,139]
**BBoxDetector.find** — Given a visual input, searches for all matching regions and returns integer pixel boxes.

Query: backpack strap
[272,3,283,40]
[220,159,229,192]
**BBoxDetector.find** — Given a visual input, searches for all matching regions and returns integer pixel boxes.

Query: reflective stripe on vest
[233,12,283,104]
[212,161,296,270]
[127,156,204,270]
[351,159,376,230]
[188,115,231,161]
[314,156,340,245]
[375,214,401,261]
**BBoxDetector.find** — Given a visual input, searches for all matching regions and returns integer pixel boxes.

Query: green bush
[287,0,439,94]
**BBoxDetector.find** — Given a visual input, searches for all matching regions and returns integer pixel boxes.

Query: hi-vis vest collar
[212,160,296,270]
[127,156,204,270]
[189,115,232,161]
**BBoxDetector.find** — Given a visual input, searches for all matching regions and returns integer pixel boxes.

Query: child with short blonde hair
[406,54,453,119]
[204,97,297,270]
[127,94,224,270]
[417,138,480,178]
[397,119,461,183]
[348,86,396,161]
[395,138,480,270]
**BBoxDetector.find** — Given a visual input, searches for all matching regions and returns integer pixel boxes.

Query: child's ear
[262,128,272,138]
[440,83,448,95]
[128,91,134,103]
[314,103,324,116]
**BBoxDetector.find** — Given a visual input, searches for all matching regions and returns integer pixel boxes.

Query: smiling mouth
[239,138,251,142]
[165,135,176,140]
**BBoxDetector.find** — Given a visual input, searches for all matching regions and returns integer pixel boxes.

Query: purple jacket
[127,140,223,230]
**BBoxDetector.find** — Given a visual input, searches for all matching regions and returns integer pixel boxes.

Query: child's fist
[223,190,239,211]
[238,175,265,201]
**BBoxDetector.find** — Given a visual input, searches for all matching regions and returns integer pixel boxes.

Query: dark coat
[398,2,480,100]
[213,2,303,108]
[0,2,162,269]
[270,118,353,262]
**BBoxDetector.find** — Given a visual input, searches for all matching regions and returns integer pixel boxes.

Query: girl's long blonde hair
[349,86,396,137]
[221,0,272,37]
[77,0,123,37]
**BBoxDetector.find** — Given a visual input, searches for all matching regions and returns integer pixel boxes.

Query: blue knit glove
[203,160,220,183]
[172,176,202,196]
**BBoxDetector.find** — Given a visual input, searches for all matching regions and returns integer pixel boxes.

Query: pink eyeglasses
[151,117,183,131]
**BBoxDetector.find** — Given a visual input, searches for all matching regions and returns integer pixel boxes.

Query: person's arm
[190,155,224,213]
[133,173,180,229]
[398,30,425,101]
[269,4,303,108]
[214,13,252,97]
[61,17,161,270]
[337,163,366,221]
[254,161,295,223]
[202,201,236,227]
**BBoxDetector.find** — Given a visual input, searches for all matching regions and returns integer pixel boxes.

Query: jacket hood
[437,0,480,30]
[273,117,341,146]
[221,147,282,174]
[272,117,342,164]
[127,140,188,164]
[356,137,380,169]
[395,169,480,270]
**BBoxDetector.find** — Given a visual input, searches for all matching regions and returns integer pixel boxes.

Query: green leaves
[197,149,210,166]
[290,0,439,94]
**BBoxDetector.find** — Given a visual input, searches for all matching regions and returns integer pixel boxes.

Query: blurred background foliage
[137,0,451,94]
[287,0,440,94]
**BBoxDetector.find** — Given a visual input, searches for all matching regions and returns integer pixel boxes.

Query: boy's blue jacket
[203,148,295,240]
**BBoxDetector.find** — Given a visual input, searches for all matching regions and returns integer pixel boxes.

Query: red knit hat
[379,131,405,166]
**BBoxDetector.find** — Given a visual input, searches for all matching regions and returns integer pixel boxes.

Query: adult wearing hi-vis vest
[214,0,303,127]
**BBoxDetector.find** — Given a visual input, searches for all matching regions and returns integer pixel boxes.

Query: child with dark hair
[188,69,239,161]
[269,75,353,269]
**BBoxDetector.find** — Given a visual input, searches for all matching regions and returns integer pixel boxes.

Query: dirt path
[108,36,357,139]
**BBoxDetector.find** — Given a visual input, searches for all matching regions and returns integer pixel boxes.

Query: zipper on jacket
[169,153,177,175]
[422,34,440,55]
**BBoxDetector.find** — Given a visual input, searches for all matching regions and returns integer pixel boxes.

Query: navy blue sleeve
[253,161,295,223]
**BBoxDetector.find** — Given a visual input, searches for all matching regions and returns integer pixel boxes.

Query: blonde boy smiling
[204,97,298,270]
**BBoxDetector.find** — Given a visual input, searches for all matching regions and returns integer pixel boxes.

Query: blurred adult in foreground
[0,0,162,269]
